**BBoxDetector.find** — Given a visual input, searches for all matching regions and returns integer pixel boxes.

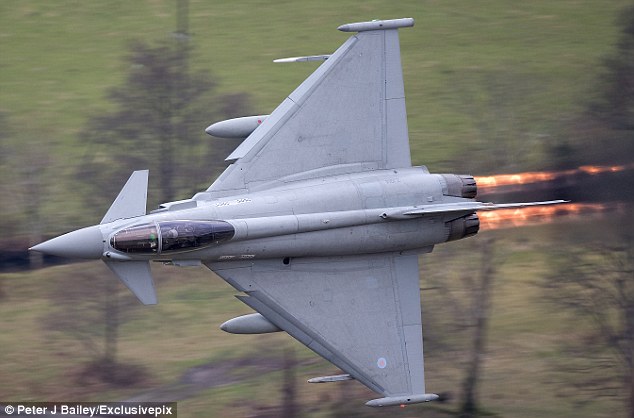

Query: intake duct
[438,174,477,198]
[446,214,480,242]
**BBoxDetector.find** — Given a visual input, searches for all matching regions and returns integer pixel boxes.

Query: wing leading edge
[207,252,436,404]
[207,18,414,196]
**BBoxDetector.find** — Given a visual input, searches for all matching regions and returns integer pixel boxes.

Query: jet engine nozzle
[446,214,480,242]
[437,174,477,199]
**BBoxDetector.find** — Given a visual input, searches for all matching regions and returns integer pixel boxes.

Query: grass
[421,226,627,418]
[1,1,629,173]
[0,224,627,417]
[1,1,631,416]
[1,0,631,234]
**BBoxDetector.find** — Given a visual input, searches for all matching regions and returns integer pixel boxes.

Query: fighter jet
[31,18,565,407]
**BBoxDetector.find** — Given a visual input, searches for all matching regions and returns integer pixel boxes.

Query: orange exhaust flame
[475,163,634,188]
[479,203,624,230]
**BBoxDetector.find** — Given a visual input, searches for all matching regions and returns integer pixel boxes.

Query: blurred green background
[1,1,633,417]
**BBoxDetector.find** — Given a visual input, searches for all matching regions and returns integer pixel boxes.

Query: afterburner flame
[475,163,633,188]
[479,203,623,230]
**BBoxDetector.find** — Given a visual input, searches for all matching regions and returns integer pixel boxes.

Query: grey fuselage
[101,167,477,263]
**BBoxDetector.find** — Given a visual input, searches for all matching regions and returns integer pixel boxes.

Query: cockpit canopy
[110,220,235,254]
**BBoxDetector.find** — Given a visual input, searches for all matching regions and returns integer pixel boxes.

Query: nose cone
[30,225,104,259]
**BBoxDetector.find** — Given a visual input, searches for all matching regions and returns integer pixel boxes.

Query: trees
[543,226,634,417]
[0,111,51,268]
[459,238,496,417]
[541,10,634,414]
[424,237,499,417]
[42,264,144,385]
[551,4,634,171]
[78,40,251,211]
[592,5,634,131]
[40,35,253,384]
